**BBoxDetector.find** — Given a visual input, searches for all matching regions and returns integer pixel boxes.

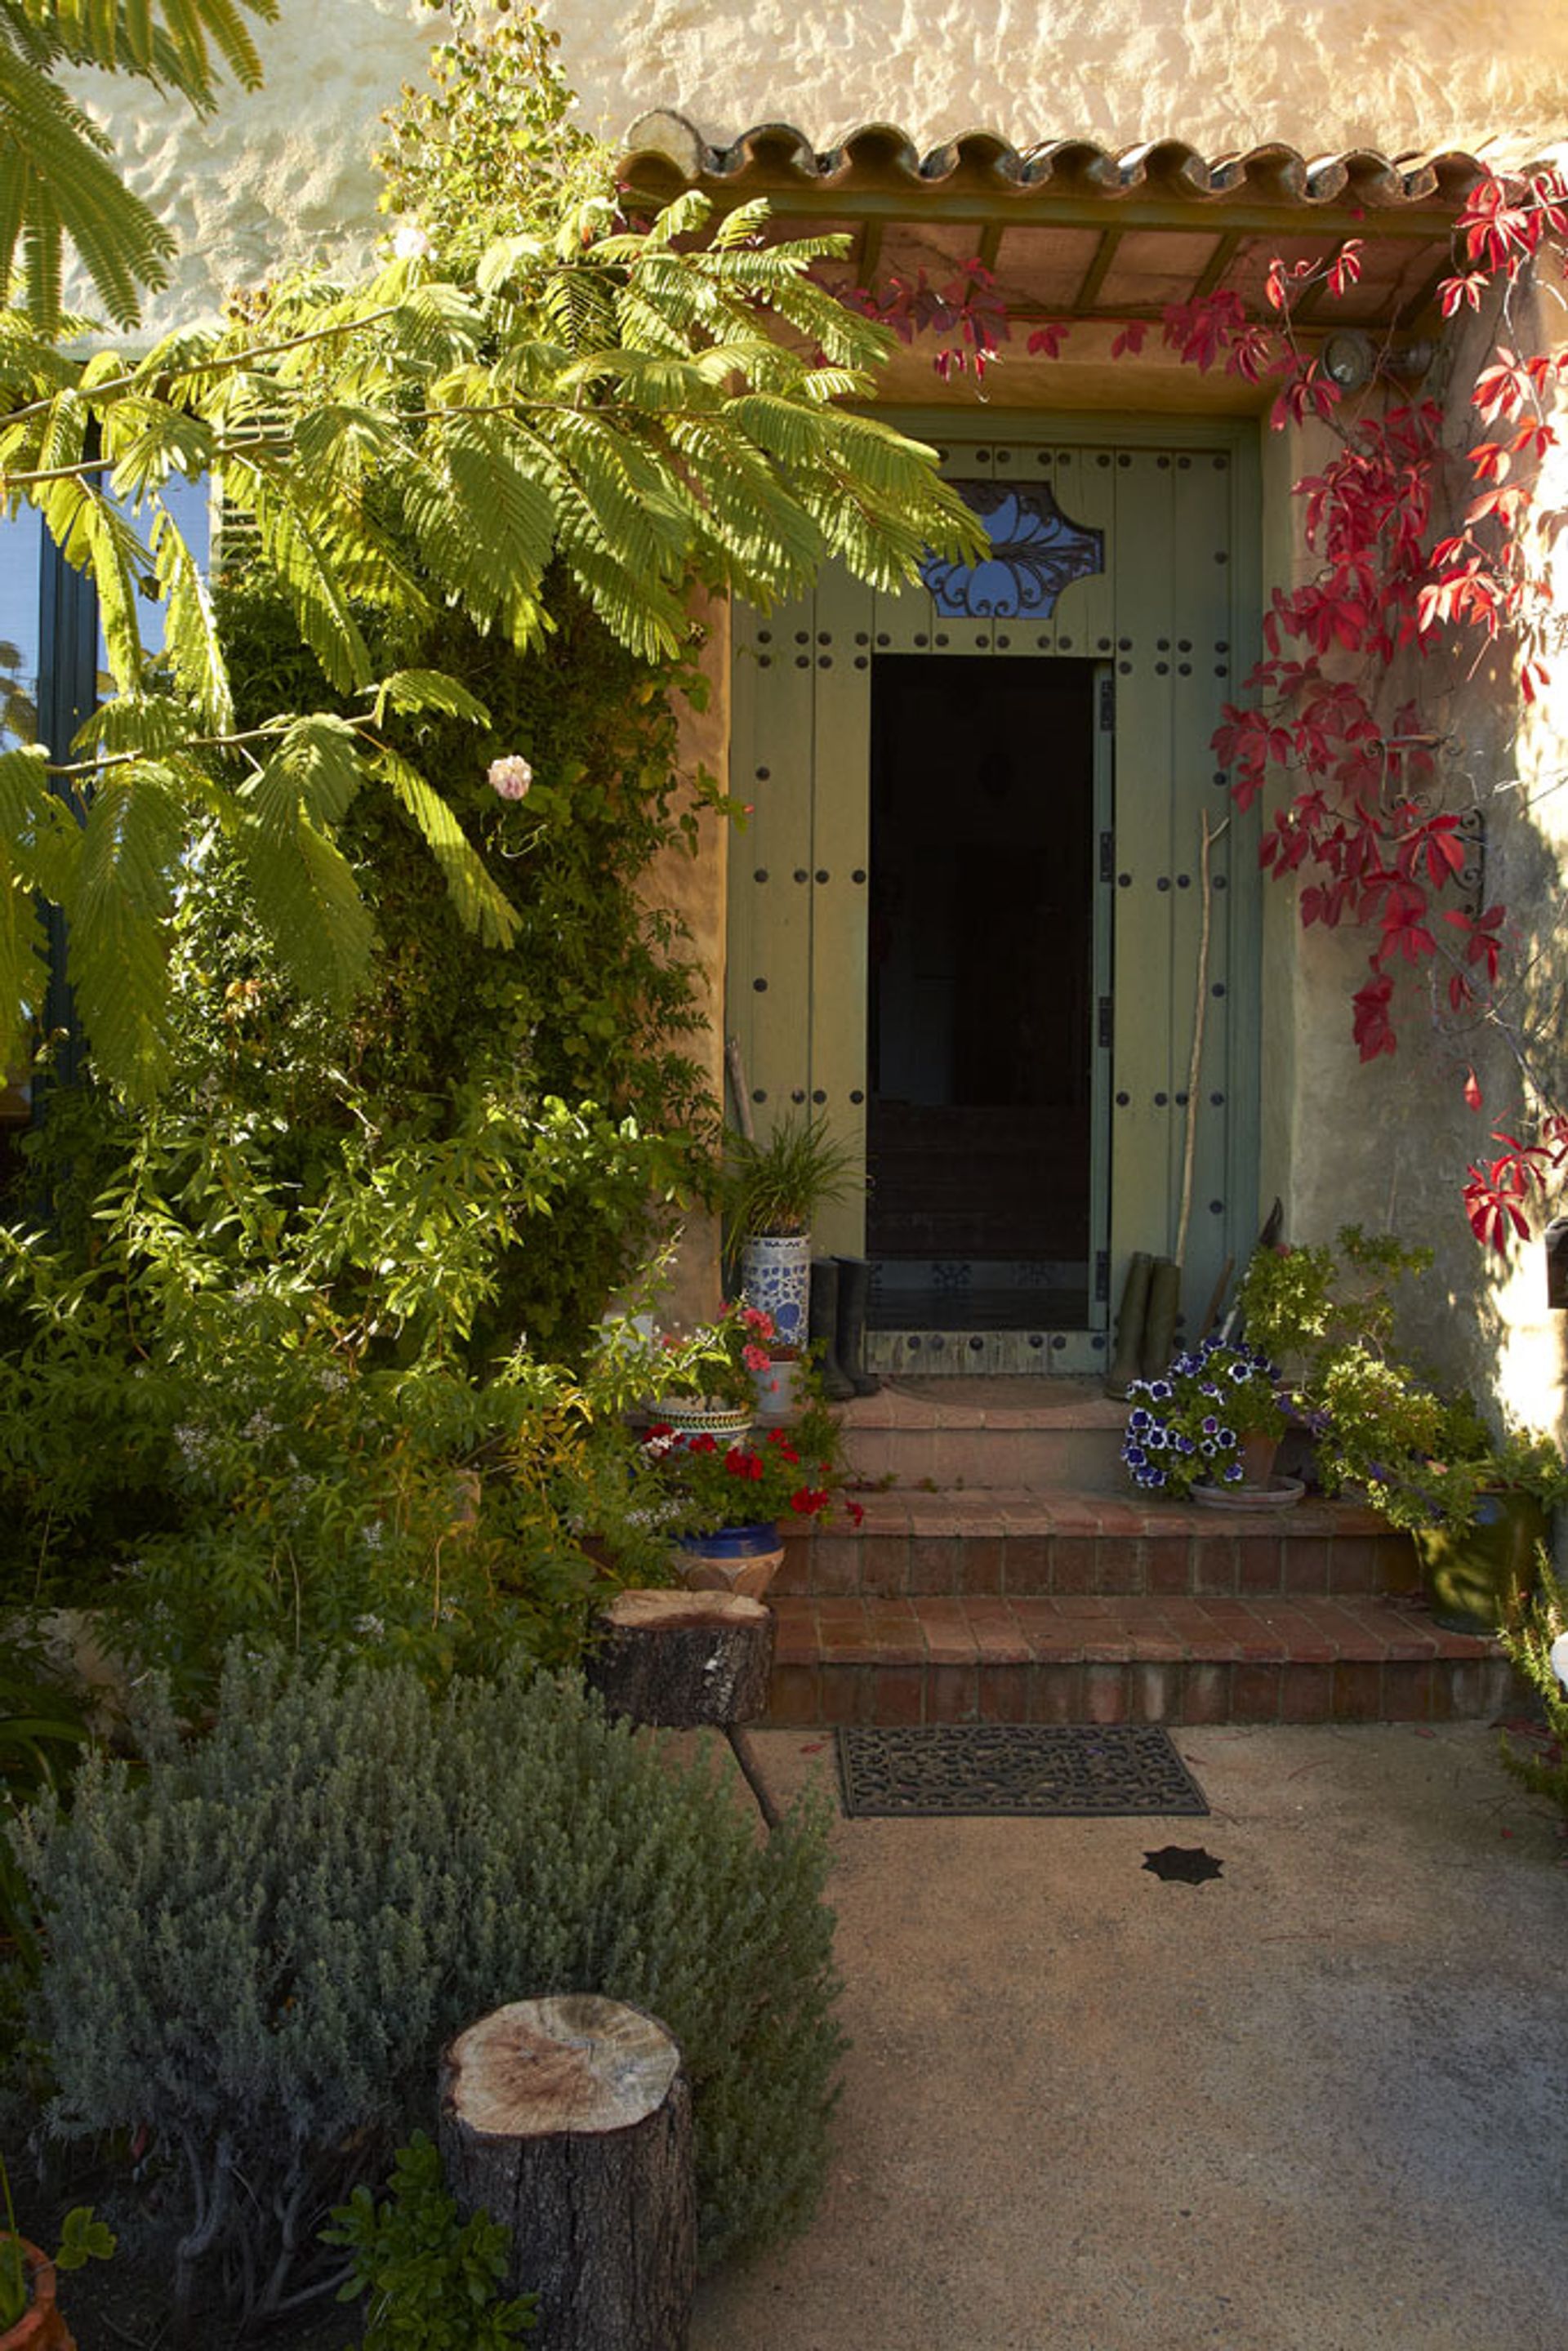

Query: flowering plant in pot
[645,1301,779,1436]
[639,1404,862,1595]
[1120,1339,1285,1499]
[641,1409,862,1534]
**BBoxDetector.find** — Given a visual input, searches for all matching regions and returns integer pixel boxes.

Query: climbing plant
[0,0,981,1098]
[844,167,1568,1249]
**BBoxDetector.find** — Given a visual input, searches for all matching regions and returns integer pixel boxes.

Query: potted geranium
[1120,1339,1288,1503]
[640,1404,862,1598]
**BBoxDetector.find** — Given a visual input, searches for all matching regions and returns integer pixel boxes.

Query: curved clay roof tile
[618,118,1493,214]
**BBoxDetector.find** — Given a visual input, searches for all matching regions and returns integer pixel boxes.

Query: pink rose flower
[488,754,533,801]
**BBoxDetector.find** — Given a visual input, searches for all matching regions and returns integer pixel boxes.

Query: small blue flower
[1200,1437,1218,1457]
[1149,1379,1173,1402]
[1176,1436,1196,1454]
[1125,1445,1147,1468]
[1146,1426,1169,1450]
[1222,1461,1245,1483]
[1200,1383,1221,1400]
[1218,1427,1236,1448]
[1128,1409,1152,1432]
[1201,1415,1218,1434]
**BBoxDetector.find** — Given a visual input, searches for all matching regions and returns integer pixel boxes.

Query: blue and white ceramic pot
[740,1233,811,1350]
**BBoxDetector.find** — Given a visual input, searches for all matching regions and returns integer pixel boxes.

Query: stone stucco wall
[65,0,1568,332]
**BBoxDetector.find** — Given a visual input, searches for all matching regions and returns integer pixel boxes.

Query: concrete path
[693,1721,1567,2351]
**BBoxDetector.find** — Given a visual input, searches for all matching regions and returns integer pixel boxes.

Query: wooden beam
[977,220,1005,273]
[619,171,1462,243]
[1073,227,1124,312]
[1393,260,1451,328]
[1192,229,1243,299]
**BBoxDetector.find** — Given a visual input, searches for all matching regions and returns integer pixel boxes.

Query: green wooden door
[728,421,1260,1373]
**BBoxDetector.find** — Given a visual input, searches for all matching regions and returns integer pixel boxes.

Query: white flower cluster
[487,753,533,801]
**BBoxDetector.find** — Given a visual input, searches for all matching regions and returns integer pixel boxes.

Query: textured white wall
[65,0,1568,330]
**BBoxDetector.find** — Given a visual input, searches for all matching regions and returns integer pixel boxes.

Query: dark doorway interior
[866,656,1097,1329]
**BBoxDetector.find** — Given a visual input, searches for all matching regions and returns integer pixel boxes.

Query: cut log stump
[585,1589,774,1729]
[439,1995,695,2351]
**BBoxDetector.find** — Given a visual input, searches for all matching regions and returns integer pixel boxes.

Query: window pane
[0,503,42,747]
[96,474,213,683]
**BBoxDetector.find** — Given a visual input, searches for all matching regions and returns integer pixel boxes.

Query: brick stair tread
[789,1486,1389,1538]
[772,1591,1494,1669]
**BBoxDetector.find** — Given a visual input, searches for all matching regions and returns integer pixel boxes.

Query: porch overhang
[620,115,1487,339]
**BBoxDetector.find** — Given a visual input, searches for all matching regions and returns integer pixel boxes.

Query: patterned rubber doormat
[835,1725,1209,1819]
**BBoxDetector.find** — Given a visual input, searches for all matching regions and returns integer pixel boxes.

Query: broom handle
[725,1034,757,1145]
[1174,815,1227,1271]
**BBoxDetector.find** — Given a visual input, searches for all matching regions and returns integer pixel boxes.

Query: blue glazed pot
[675,1520,784,1598]
[677,1521,778,1559]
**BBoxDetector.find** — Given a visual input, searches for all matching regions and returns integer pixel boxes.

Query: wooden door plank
[809,563,874,1256]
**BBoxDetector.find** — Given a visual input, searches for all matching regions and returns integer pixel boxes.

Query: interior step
[780,1489,1414,1600]
[764,1593,1518,1728]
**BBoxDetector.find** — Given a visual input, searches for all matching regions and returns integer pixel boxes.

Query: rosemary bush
[13,1654,843,2325]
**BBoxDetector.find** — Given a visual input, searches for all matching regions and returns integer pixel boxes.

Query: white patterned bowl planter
[649,1400,754,1443]
[675,1521,786,1601]
[739,1233,811,1351]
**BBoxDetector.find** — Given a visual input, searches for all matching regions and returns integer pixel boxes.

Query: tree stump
[438,1995,695,2351]
[585,1589,774,1728]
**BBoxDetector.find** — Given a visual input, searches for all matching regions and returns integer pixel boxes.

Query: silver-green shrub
[13,1654,842,2324]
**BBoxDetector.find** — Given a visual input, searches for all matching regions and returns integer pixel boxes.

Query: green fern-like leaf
[374,746,518,951]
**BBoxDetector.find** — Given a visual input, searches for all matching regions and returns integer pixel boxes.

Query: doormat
[835,1724,1209,1819]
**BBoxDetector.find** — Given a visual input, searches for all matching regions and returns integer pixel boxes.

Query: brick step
[837,1388,1127,1488]
[764,1593,1519,1728]
[781,1489,1414,1599]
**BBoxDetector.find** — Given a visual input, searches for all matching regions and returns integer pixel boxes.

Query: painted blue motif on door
[920,481,1103,619]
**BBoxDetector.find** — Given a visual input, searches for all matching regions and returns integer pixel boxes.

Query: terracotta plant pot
[1,2243,75,2351]
[675,1521,785,1601]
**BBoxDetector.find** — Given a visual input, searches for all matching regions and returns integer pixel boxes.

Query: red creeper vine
[842,167,1568,1249]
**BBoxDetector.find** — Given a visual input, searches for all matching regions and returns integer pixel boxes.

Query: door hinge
[1098,673,1115,731]
[1094,1249,1110,1303]
[1098,995,1114,1050]
[1099,829,1115,884]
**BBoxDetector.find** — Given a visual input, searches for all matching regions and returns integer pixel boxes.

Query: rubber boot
[1105,1252,1152,1400]
[1141,1257,1182,1380]
[834,1256,881,1395]
[808,1259,857,1401]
